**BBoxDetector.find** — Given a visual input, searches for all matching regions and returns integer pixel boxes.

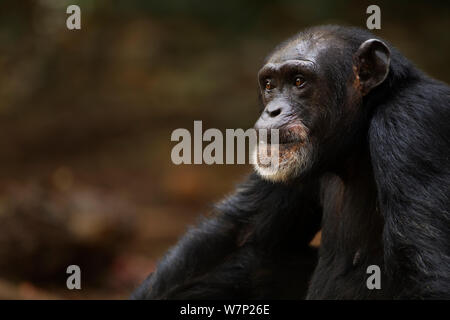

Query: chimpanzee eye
[295,77,305,88]
[265,79,272,90]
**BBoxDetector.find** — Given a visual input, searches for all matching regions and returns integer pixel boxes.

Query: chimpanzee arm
[369,81,450,298]
[131,172,322,299]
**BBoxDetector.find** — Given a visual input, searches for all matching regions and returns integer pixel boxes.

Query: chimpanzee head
[253,26,391,182]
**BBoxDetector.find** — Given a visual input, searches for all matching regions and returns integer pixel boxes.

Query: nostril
[268,108,281,118]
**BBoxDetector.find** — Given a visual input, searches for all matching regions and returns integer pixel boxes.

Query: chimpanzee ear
[354,39,390,95]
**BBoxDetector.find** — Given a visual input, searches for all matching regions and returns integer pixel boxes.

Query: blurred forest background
[0,0,448,299]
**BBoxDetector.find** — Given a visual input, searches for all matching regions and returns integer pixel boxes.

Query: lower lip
[265,141,303,147]
[258,142,302,157]
[256,142,301,168]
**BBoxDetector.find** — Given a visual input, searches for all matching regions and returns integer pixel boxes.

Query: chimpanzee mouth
[259,126,307,146]
[253,124,312,182]
[254,124,309,169]
[255,138,304,169]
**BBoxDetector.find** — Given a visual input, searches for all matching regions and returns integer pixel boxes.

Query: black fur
[132,26,450,299]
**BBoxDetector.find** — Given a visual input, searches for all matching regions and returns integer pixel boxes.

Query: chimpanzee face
[253,32,390,182]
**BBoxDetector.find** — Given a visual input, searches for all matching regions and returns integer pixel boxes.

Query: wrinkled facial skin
[253,34,365,182]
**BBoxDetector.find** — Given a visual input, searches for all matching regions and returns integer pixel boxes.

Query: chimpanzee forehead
[267,35,335,65]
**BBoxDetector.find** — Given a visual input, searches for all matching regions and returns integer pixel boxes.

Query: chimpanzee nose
[266,106,282,118]
[254,101,289,130]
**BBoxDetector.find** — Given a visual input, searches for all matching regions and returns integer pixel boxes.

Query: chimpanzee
[132,25,450,299]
